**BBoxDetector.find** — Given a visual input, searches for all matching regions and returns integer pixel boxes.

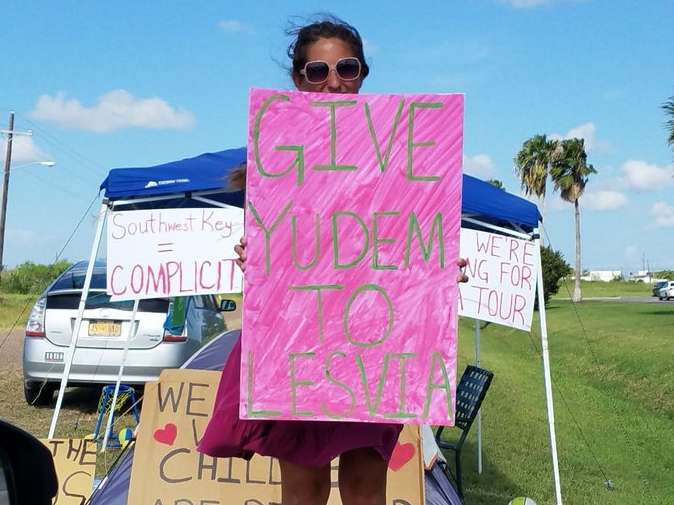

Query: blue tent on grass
[87,148,543,505]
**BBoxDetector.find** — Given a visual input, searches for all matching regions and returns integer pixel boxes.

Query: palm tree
[549,138,597,303]
[663,95,674,160]
[514,134,557,243]
[487,179,505,190]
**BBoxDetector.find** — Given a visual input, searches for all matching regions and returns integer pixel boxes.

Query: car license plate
[88,320,122,337]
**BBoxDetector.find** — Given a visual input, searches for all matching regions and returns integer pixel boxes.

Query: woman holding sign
[200,16,467,505]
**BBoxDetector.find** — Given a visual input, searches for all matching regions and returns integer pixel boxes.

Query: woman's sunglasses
[300,57,362,84]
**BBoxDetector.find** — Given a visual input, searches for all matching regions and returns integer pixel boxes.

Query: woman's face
[292,37,363,94]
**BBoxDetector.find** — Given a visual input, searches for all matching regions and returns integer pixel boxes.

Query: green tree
[487,179,505,190]
[0,260,72,295]
[663,94,674,161]
[654,269,674,280]
[514,134,557,244]
[549,138,597,303]
[537,246,572,308]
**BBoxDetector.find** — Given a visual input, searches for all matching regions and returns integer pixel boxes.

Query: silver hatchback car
[23,260,230,405]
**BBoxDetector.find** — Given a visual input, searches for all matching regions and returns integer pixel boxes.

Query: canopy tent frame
[459,217,562,505]
[47,148,561,504]
[48,188,241,445]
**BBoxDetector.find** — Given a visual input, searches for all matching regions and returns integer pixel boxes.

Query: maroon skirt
[198,336,403,467]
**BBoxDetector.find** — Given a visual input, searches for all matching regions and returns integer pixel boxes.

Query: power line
[12,111,108,177]
[13,165,86,200]
[0,191,101,352]
[543,229,657,501]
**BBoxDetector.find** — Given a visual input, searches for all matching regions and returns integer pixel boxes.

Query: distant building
[628,270,663,283]
[580,270,623,282]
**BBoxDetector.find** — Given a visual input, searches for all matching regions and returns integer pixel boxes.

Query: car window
[190,295,219,311]
[190,296,206,309]
[51,270,107,291]
[46,293,170,313]
[204,296,214,309]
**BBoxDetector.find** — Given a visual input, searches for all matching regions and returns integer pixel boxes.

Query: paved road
[599,296,673,304]
[557,296,673,304]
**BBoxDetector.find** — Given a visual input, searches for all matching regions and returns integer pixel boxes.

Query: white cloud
[30,90,197,133]
[651,202,674,228]
[550,122,613,154]
[498,0,592,7]
[217,20,255,34]
[617,159,674,191]
[623,245,639,261]
[7,228,39,245]
[2,136,52,166]
[363,38,378,55]
[581,190,629,211]
[548,196,570,211]
[463,154,495,179]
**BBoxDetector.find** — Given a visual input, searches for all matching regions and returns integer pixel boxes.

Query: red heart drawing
[153,423,178,446]
[388,442,415,471]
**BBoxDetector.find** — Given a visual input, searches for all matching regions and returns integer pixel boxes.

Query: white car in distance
[658,281,674,301]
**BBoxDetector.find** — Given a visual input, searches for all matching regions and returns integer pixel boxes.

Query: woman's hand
[456,258,468,283]
[234,236,248,272]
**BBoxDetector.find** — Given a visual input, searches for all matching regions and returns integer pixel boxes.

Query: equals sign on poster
[157,242,173,253]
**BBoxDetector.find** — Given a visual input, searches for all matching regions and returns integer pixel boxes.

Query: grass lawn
[449,297,674,504]
[553,279,656,299]
[0,293,35,329]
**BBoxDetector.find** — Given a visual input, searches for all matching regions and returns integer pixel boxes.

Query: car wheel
[659,296,664,301]
[24,381,56,406]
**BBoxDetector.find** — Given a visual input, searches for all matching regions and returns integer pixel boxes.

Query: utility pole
[0,112,33,277]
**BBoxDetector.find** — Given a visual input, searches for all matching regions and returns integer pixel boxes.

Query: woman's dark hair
[287,15,369,80]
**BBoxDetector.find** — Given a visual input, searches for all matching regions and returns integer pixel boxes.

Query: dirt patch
[0,328,24,371]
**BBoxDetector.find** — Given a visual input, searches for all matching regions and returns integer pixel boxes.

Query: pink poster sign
[242,88,464,425]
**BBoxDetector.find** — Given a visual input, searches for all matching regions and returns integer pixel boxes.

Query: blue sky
[1,0,673,275]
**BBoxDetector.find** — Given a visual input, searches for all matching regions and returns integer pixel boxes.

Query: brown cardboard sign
[128,369,425,504]
[40,438,97,505]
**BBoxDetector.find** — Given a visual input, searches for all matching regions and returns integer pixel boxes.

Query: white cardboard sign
[458,228,539,331]
[106,207,244,300]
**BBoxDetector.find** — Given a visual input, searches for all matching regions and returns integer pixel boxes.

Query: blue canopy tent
[98,147,540,233]
[99,148,246,207]
[79,148,561,504]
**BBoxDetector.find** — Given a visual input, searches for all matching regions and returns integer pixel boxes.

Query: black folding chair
[435,365,494,497]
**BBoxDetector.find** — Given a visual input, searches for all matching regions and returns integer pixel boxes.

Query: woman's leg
[278,459,331,505]
[338,447,388,505]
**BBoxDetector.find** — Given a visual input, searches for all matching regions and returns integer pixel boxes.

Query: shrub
[537,246,572,308]
[1,260,73,295]
[654,270,674,280]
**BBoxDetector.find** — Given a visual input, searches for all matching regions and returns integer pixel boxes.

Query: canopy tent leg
[475,318,483,475]
[100,298,140,450]
[48,202,108,439]
[535,231,563,505]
